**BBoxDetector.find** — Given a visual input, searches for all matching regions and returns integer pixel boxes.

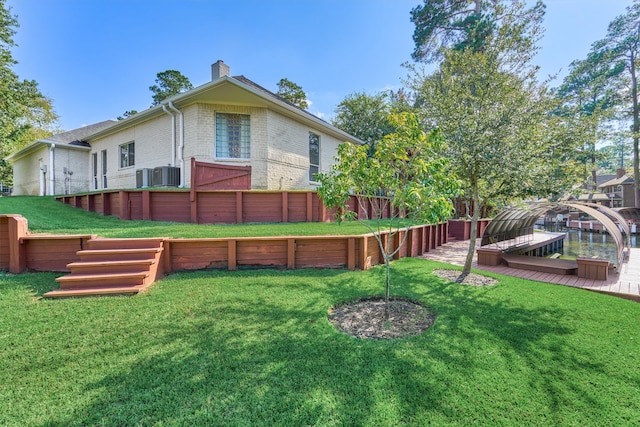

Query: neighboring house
[6,60,361,196]
[6,121,115,196]
[597,169,635,208]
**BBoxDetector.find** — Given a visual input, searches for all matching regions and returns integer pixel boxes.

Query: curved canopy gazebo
[481,202,628,267]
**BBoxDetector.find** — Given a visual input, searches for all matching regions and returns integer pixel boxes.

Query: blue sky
[8,0,633,131]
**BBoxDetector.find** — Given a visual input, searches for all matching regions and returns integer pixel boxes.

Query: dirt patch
[328,297,436,339]
[432,269,498,286]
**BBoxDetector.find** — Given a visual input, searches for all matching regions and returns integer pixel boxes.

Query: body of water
[560,229,637,264]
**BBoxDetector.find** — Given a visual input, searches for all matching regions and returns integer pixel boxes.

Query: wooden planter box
[476,247,503,266]
[576,258,609,281]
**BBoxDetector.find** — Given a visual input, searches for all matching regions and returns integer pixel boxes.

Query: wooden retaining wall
[56,190,388,224]
[0,214,448,274]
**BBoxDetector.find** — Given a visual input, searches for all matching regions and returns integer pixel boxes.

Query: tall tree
[555,50,624,190]
[412,47,579,278]
[410,0,545,64]
[0,0,58,187]
[318,112,460,318]
[276,78,308,109]
[591,0,640,207]
[149,70,193,106]
[331,91,394,155]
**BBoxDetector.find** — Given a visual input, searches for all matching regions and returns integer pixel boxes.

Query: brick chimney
[616,168,626,178]
[211,60,230,80]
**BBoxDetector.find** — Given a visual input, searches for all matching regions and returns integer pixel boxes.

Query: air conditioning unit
[152,166,180,187]
[136,168,154,188]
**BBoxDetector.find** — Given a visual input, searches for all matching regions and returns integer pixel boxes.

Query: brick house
[7,61,361,196]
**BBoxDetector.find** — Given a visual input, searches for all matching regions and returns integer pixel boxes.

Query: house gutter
[161,105,176,167]
[49,144,56,195]
[166,101,185,188]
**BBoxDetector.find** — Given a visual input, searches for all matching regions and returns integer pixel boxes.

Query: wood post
[228,239,237,270]
[142,190,151,220]
[287,238,295,269]
[8,215,28,273]
[306,192,313,222]
[282,192,289,223]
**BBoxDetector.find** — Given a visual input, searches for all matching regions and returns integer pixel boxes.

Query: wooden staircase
[44,238,165,298]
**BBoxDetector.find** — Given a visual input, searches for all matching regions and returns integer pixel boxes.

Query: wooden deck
[422,240,640,302]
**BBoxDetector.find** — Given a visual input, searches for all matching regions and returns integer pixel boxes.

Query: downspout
[49,144,56,195]
[167,101,185,188]
[161,105,176,167]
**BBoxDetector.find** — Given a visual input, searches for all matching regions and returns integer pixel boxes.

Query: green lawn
[0,196,392,238]
[1,196,639,425]
[1,259,639,426]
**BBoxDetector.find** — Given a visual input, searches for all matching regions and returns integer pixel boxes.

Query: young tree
[276,78,308,109]
[0,0,58,186]
[317,112,460,318]
[149,70,193,106]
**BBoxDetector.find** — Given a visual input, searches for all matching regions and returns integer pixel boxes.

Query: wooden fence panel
[191,159,251,191]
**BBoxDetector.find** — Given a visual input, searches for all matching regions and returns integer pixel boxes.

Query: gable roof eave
[84,76,364,145]
[5,139,91,162]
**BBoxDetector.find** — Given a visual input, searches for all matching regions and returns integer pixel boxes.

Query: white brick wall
[87,102,344,192]
[90,116,173,190]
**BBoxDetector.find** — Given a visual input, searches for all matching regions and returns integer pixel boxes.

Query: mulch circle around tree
[432,269,499,286]
[328,296,436,340]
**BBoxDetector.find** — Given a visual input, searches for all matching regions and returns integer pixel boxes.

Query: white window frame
[215,113,251,160]
[119,141,135,169]
[309,131,320,182]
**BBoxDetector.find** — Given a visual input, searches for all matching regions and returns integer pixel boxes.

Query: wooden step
[67,259,156,275]
[55,271,149,289]
[46,238,165,298]
[87,238,165,250]
[501,254,578,276]
[77,247,162,262]
[44,284,144,298]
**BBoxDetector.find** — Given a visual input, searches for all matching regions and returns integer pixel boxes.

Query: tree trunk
[384,256,391,320]
[462,182,480,277]
[631,52,640,208]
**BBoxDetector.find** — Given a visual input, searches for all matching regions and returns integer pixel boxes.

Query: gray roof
[46,120,115,144]
[598,174,634,188]
[5,120,116,161]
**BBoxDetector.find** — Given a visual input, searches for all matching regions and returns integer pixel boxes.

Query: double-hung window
[309,132,320,181]
[216,113,250,159]
[119,142,135,168]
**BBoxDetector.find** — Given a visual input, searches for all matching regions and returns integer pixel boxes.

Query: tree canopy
[410,0,545,64]
[0,0,58,187]
[318,112,460,316]
[409,3,581,276]
[276,78,309,109]
[587,0,640,207]
[149,70,194,106]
